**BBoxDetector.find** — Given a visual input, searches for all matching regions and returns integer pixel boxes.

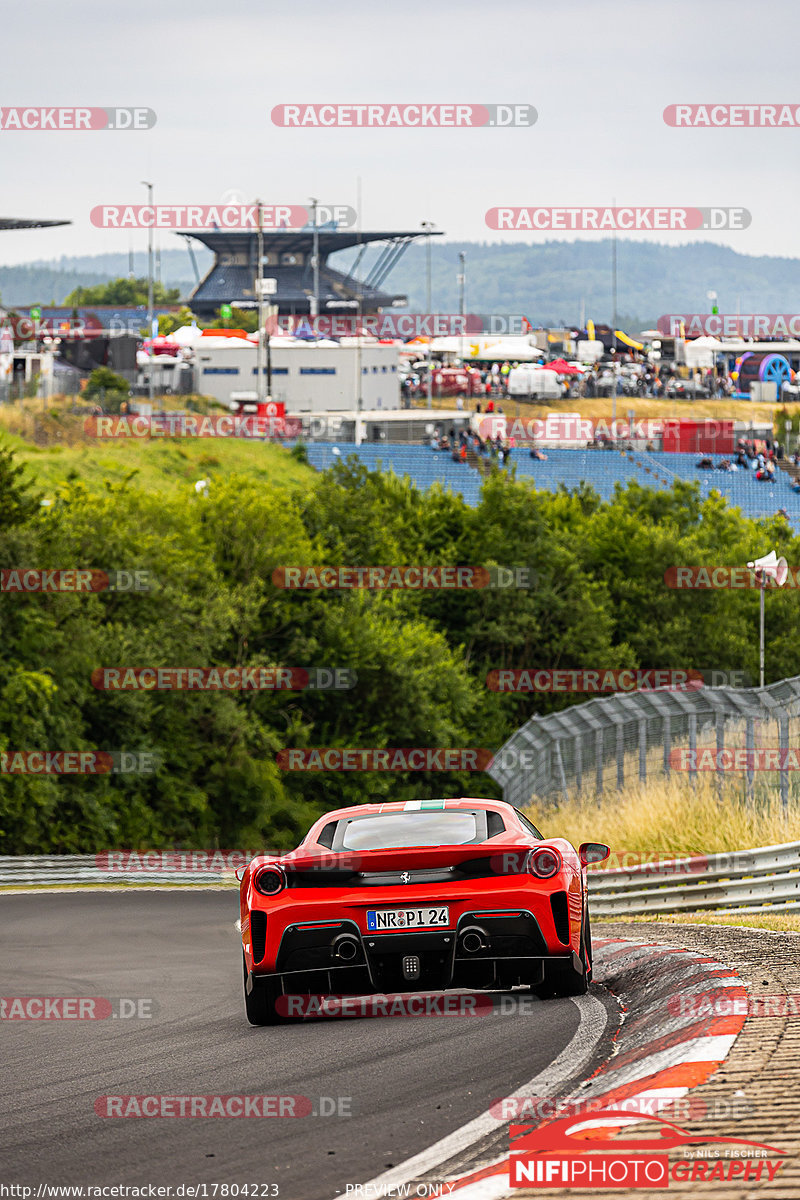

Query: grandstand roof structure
[0,217,70,230]
[181,227,440,318]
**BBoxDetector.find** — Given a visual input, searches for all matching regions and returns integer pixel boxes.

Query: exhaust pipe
[460,925,490,954]
[332,934,359,962]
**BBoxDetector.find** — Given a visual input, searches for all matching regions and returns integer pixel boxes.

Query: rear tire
[534,910,591,999]
[243,952,282,1025]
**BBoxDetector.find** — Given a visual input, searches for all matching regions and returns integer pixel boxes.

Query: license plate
[366,906,450,931]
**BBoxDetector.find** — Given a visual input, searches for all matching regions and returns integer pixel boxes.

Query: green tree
[64,278,180,307]
[0,440,40,527]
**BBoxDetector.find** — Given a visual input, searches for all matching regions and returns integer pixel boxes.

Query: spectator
[696,457,714,469]
[459,442,467,463]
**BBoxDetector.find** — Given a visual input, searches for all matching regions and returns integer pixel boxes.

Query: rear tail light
[254,865,286,896]
[527,848,561,879]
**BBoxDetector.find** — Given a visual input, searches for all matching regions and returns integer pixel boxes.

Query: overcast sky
[2,0,799,269]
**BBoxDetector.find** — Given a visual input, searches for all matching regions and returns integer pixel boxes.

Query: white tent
[688,336,724,349]
[168,325,203,348]
[685,335,723,368]
[428,335,541,360]
[474,340,542,362]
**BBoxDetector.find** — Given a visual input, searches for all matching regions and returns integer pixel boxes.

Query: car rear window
[340,811,479,850]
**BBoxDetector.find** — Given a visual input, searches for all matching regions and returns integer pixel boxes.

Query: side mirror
[235,866,245,882]
[579,842,611,867]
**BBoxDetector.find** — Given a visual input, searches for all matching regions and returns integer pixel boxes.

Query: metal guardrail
[588,840,800,916]
[488,673,800,811]
[2,844,800,915]
[0,855,239,886]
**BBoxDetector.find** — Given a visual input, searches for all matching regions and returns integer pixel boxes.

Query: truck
[507,365,562,400]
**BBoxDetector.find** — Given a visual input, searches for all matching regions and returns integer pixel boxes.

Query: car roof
[310,797,517,826]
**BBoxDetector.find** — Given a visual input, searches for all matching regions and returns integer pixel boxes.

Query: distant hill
[0,249,209,308]
[3,240,800,332]
[371,240,800,332]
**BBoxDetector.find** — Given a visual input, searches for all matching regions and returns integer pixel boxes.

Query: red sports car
[239,797,609,1024]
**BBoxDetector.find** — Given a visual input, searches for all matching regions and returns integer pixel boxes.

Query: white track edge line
[344,993,608,1199]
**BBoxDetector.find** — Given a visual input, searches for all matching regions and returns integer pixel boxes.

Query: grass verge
[526,775,800,860]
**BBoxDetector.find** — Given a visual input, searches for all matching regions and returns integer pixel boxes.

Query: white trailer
[193,338,401,412]
[507,365,562,400]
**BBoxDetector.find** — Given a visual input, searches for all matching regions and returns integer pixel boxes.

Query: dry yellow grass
[415,395,779,426]
[538,776,800,933]
[525,774,800,860]
[511,396,779,426]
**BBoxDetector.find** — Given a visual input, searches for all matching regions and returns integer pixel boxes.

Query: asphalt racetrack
[2,892,609,1199]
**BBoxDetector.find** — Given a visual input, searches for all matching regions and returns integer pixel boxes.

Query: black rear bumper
[249,910,582,995]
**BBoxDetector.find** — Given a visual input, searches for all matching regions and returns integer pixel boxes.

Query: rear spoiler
[277,841,537,875]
